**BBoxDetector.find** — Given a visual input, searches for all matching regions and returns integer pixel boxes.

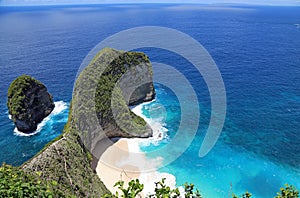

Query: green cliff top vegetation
[7,75,44,121]
[94,50,149,132]
[73,48,153,141]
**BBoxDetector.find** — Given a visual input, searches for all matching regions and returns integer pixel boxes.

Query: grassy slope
[22,103,110,197]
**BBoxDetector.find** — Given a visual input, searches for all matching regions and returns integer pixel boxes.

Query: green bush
[232,191,252,198]
[275,184,299,198]
[101,178,202,198]
[150,178,181,198]
[233,184,299,198]
[102,179,300,198]
[102,179,143,198]
[183,182,202,198]
[0,164,54,197]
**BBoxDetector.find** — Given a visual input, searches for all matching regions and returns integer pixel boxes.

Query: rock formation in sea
[74,48,155,141]
[21,48,155,197]
[7,75,55,133]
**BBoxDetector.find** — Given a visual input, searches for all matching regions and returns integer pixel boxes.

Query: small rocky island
[7,75,55,133]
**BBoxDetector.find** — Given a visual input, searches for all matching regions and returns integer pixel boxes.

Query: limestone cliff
[21,48,156,197]
[7,75,55,133]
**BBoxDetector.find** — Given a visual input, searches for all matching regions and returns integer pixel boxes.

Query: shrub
[102,179,300,198]
[101,178,202,198]
[275,184,299,198]
[0,164,54,197]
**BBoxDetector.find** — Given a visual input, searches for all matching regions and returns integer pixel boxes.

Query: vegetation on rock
[21,104,110,197]
[72,47,155,158]
[0,164,60,197]
[7,75,54,132]
[94,50,154,137]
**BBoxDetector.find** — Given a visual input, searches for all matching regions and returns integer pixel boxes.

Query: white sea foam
[13,101,68,137]
[51,101,68,115]
[123,138,178,196]
[130,103,181,196]
[132,103,169,146]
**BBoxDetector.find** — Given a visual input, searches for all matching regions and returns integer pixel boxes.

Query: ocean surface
[0,4,300,197]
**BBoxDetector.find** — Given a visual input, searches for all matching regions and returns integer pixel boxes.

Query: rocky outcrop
[117,53,155,106]
[73,48,155,142]
[21,48,156,197]
[7,75,55,133]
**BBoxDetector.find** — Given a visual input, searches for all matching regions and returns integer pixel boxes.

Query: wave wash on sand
[96,101,179,196]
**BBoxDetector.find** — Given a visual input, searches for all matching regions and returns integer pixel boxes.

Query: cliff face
[73,49,155,143]
[7,75,55,133]
[98,49,155,137]
[22,48,156,197]
[117,52,155,106]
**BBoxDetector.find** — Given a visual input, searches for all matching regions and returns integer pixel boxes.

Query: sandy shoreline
[96,139,141,193]
[96,104,177,196]
[96,138,176,196]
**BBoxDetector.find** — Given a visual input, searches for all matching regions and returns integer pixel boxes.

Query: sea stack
[7,75,55,133]
[74,48,155,140]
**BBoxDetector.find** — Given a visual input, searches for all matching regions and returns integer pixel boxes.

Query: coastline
[96,103,177,196]
[12,101,68,137]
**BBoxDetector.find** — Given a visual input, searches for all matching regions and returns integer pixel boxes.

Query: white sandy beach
[96,105,177,196]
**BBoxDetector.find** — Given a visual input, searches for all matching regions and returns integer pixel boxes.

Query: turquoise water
[139,84,300,197]
[0,4,299,197]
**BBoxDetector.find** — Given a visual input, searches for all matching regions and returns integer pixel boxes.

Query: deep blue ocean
[0,4,299,197]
